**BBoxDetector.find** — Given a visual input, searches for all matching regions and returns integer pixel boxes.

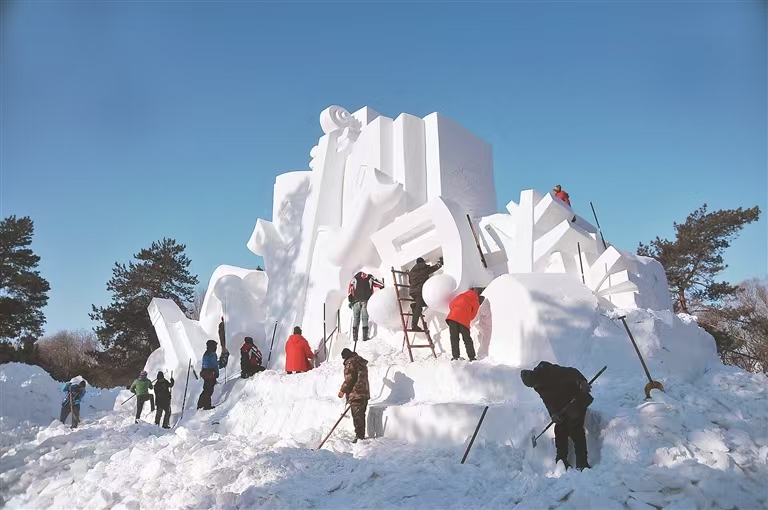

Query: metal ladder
[391,267,438,362]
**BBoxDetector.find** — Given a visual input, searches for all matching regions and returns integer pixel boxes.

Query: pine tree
[638,204,760,314]
[90,238,198,382]
[0,216,50,344]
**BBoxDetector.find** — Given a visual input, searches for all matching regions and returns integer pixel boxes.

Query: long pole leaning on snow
[577,242,586,285]
[120,377,159,406]
[323,303,327,362]
[616,316,665,399]
[532,366,607,448]
[314,404,351,451]
[174,359,193,429]
[266,321,279,369]
[460,405,489,464]
[467,214,488,268]
[68,384,75,428]
[589,201,608,250]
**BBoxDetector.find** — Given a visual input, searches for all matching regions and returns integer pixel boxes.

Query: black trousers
[447,319,476,360]
[409,291,426,328]
[136,394,154,420]
[349,399,368,439]
[241,363,265,379]
[197,378,216,409]
[155,404,171,427]
[554,410,588,467]
[60,405,80,428]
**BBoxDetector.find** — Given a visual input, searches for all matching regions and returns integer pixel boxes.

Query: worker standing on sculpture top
[408,256,443,331]
[348,271,384,343]
[553,185,571,206]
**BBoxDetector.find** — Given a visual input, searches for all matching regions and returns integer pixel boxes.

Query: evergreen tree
[90,238,198,382]
[0,216,50,344]
[638,204,760,314]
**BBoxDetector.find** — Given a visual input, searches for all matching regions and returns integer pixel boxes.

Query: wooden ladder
[391,267,438,362]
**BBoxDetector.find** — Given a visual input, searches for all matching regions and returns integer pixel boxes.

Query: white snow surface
[0,363,121,454]
[2,309,768,509]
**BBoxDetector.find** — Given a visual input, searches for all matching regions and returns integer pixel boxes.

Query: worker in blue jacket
[60,380,86,428]
[197,340,219,410]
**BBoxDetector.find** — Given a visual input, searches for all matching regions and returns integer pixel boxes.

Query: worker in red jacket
[445,288,482,361]
[285,326,315,374]
[553,185,571,206]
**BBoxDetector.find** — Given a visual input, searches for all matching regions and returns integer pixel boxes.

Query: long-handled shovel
[617,315,665,398]
[313,405,351,451]
[532,366,607,448]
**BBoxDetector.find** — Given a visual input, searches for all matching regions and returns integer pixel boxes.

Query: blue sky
[2,1,765,335]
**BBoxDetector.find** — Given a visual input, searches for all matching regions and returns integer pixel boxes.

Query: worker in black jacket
[153,371,174,429]
[521,361,594,470]
[407,256,443,330]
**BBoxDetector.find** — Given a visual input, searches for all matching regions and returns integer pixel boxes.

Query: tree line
[0,215,199,386]
[0,202,764,387]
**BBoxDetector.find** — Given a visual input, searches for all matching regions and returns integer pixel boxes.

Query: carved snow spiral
[320,106,360,135]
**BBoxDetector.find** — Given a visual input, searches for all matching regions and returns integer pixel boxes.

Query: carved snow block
[423,113,496,219]
[392,113,428,211]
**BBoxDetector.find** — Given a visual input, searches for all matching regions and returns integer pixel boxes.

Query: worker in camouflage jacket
[338,348,369,443]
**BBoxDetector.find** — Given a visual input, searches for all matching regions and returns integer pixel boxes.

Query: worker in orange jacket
[445,289,482,361]
[285,326,315,374]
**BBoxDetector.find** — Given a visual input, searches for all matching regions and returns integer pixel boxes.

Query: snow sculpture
[147,103,672,376]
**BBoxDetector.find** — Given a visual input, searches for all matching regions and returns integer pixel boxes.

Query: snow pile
[0,363,120,452]
[1,358,766,509]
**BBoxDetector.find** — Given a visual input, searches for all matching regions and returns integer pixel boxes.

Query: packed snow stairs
[391,267,437,362]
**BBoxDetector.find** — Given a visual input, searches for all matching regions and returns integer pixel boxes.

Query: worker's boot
[362,327,369,342]
[352,327,359,343]
[575,439,590,471]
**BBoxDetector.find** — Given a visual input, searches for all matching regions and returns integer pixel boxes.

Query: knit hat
[293,326,302,335]
[416,257,425,264]
[206,340,218,350]
[341,348,354,360]
[244,336,253,344]
[157,371,165,379]
[553,185,562,193]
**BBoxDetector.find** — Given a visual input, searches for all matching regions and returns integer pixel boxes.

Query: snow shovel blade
[644,380,665,399]
[531,434,537,448]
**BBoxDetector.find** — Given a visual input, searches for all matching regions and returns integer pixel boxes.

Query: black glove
[170,378,174,385]
[438,256,444,266]
[551,411,565,425]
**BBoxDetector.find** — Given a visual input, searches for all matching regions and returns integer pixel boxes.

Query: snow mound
[0,363,121,452]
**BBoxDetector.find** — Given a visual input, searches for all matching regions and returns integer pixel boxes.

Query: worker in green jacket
[129,370,155,423]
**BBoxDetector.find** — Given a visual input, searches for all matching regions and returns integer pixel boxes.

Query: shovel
[617,315,665,399]
[532,365,607,448]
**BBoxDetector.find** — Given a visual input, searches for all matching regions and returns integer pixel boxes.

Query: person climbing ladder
[407,257,443,331]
